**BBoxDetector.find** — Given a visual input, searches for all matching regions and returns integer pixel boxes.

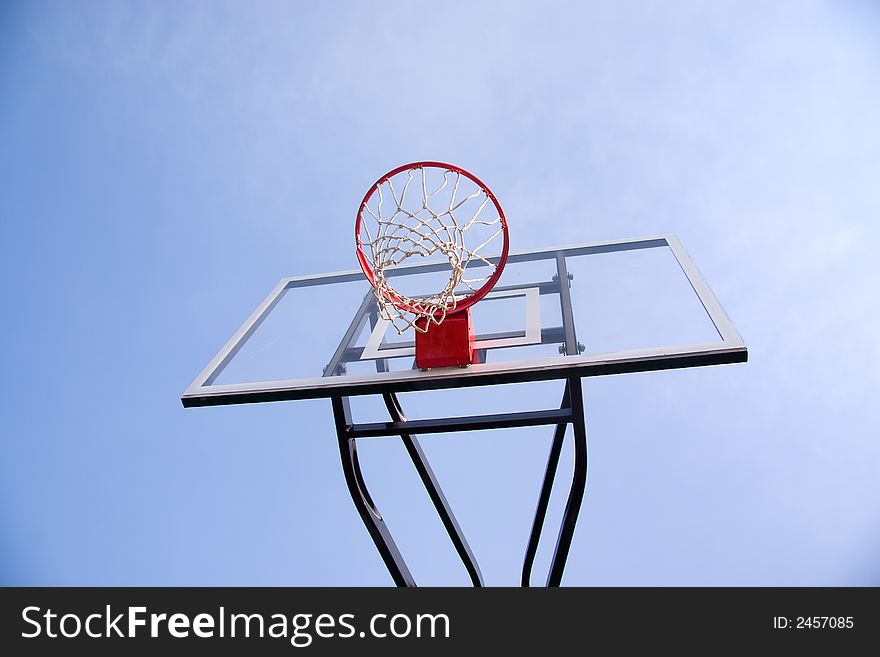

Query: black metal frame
[330,380,588,587]
[324,261,592,587]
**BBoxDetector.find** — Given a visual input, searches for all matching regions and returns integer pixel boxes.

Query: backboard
[181,234,746,408]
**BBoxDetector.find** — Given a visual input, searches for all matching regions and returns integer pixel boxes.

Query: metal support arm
[331,395,415,586]
[331,376,588,587]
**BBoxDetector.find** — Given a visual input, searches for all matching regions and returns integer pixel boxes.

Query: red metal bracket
[415,309,475,369]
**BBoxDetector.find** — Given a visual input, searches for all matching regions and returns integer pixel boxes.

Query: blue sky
[1,0,878,585]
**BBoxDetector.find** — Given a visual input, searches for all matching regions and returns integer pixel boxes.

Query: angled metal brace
[520,377,589,587]
[383,392,484,586]
[546,376,588,586]
[522,380,572,586]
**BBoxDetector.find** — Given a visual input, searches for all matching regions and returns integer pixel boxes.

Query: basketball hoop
[355,161,509,368]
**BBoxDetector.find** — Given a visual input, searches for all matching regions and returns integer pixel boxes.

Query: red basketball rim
[355,161,510,316]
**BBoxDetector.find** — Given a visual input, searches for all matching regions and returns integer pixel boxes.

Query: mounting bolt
[578,342,586,353]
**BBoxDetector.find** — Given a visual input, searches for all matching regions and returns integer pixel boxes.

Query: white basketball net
[359,166,504,334]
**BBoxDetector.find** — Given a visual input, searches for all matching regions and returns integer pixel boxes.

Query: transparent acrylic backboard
[181,235,747,407]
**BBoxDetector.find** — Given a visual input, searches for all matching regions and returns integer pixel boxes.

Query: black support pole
[521,381,572,587]
[331,395,416,587]
[545,376,589,586]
